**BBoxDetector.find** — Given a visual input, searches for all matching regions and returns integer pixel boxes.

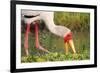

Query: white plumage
[21,10,71,38]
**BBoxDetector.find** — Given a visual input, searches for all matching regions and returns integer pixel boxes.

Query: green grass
[21,28,90,63]
[21,53,89,63]
[54,12,90,32]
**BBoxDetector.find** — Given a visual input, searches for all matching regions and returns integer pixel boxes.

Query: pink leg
[35,21,39,48]
[35,21,50,53]
[24,23,30,56]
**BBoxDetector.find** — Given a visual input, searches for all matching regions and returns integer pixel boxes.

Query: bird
[21,10,76,56]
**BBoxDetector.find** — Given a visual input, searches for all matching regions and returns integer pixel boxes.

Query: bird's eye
[24,14,40,18]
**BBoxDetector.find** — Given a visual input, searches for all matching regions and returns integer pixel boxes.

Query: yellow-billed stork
[21,10,76,56]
